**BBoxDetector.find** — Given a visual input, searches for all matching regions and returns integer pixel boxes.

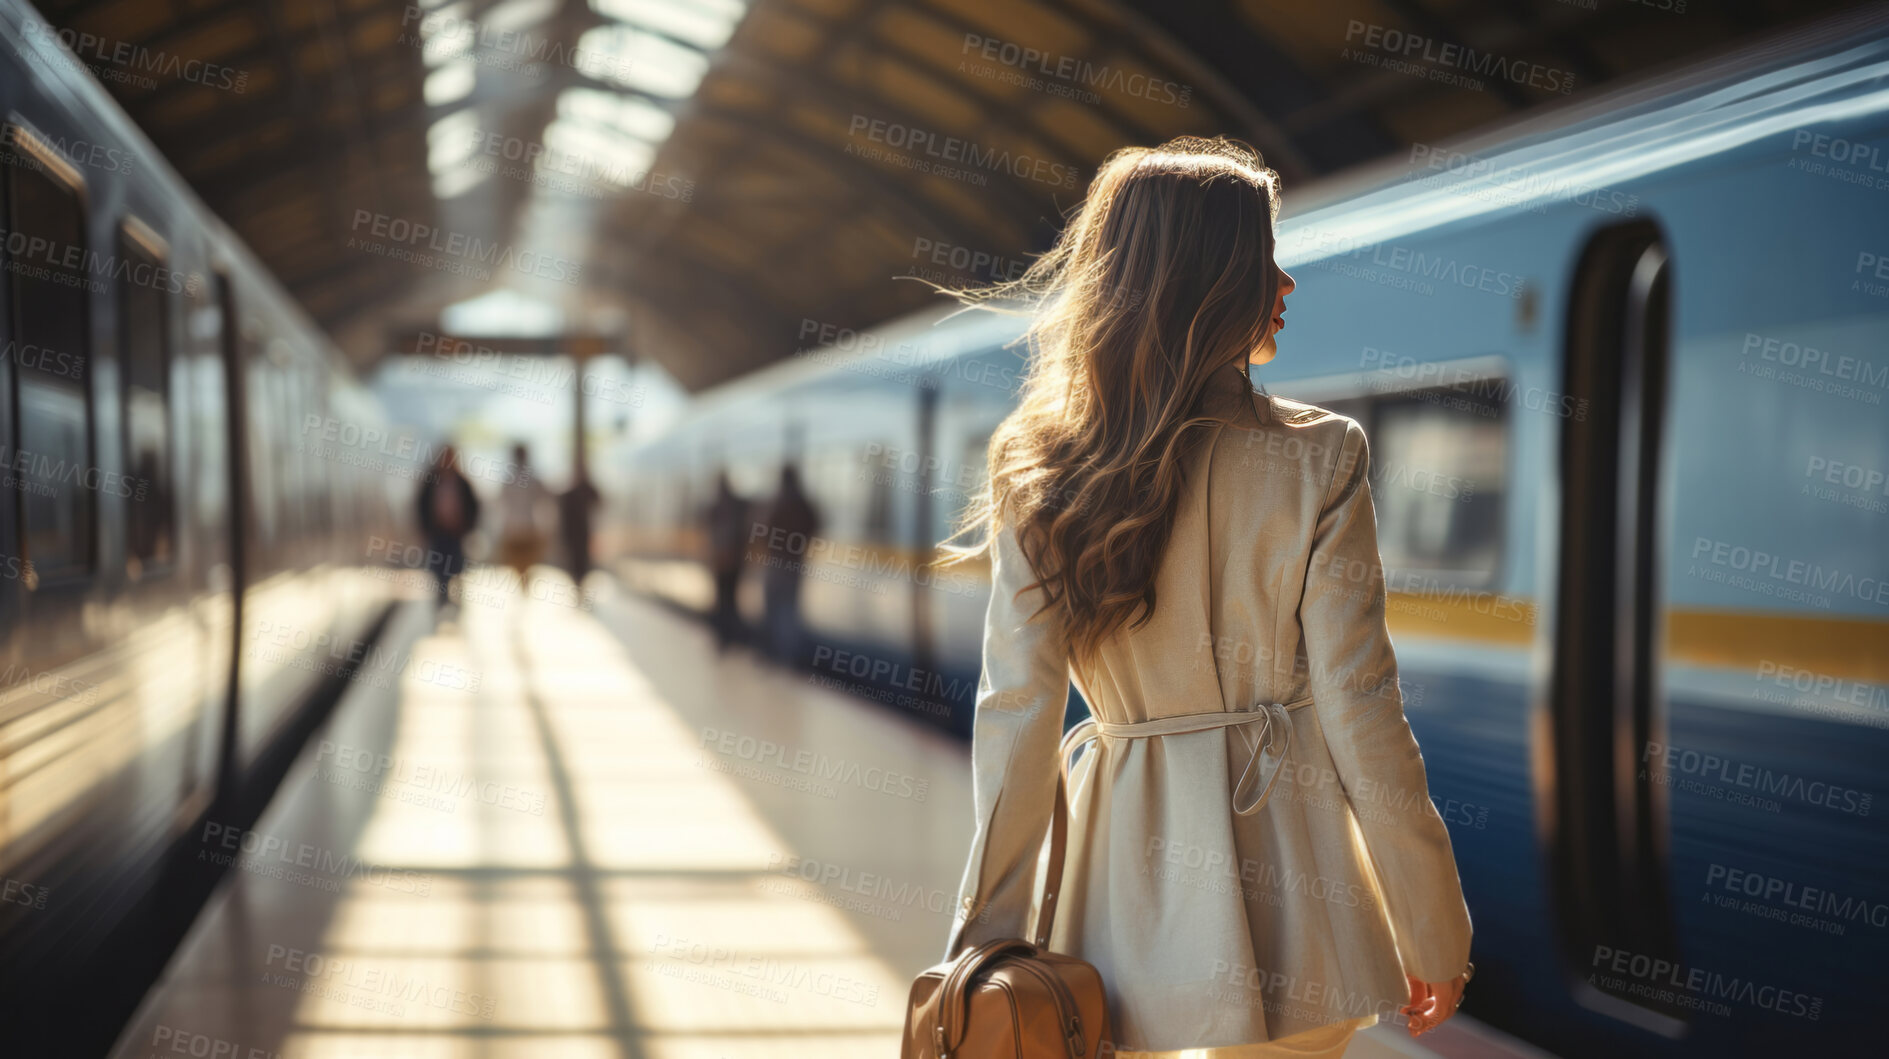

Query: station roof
[30,0,1862,390]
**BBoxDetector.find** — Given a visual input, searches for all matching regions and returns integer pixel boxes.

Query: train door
[210,270,246,803]
[920,344,1030,734]
[1544,220,1684,1032]
[910,381,938,680]
[0,161,13,650]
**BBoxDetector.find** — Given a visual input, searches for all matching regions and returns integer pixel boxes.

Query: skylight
[591,0,751,50]
[418,1,470,67]
[441,288,567,338]
[544,119,657,179]
[424,57,476,106]
[484,0,559,36]
[426,109,489,198]
[577,22,712,98]
[559,86,676,143]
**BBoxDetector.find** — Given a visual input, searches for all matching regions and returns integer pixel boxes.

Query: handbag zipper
[1003,957,1086,1057]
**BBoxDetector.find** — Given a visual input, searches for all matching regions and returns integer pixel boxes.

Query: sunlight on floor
[271,579,908,1057]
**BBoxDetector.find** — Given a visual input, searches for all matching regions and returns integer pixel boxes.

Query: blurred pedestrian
[497,443,554,589]
[559,477,602,584]
[703,471,748,649]
[761,463,820,663]
[416,444,479,610]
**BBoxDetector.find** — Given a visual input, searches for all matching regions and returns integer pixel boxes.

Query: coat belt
[1060,696,1315,817]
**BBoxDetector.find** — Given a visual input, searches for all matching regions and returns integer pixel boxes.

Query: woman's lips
[1273,314,1285,331]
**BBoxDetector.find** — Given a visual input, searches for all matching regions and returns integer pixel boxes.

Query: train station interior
[1,1,1886,1057]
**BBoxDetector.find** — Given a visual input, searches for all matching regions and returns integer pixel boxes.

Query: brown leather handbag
[901,735,1112,1058]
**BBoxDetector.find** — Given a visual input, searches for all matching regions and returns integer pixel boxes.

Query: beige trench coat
[945,385,1473,1053]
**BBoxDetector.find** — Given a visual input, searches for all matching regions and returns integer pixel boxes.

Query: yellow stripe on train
[1385,592,1889,684]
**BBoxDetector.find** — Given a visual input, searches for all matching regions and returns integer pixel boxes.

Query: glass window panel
[120,227,173,566]
[245,351,281,562]
[18,381,89,568]
[1367,386,1507,582]
[9,151,93,578]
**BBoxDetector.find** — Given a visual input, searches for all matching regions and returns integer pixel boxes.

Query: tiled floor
[107,572,1548,1059]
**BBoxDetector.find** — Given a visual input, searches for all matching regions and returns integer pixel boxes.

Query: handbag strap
[1036,715,1109,947]
[1032,754,1072,949]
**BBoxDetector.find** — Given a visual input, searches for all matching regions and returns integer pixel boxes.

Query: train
[0,2,402,1051]
[598,9,1889,1058]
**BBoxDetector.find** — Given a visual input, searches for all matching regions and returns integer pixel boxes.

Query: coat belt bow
[1060,696,1315,816]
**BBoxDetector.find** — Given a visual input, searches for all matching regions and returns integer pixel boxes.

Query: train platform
[105,572,1552,1059]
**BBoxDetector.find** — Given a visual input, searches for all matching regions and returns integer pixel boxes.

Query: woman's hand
[1400,970,1469,1036]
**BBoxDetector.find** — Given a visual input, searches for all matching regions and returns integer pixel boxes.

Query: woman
[941,137,1474,1057]
[417,445,480,609]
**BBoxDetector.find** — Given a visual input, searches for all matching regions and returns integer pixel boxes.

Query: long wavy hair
[940,136,1283,662]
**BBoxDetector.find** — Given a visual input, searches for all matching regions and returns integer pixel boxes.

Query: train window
[307,374,333,541]
[809,444,860,540]
[941,433,990,544]
[119,219,174,570]
[864,457,894,543]
[188,279,231,537]
[1366,387,1506,583]
[6,129,94,581]
[244,335,281,567]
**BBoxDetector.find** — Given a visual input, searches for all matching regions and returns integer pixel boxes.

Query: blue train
[601,9,1889,1057]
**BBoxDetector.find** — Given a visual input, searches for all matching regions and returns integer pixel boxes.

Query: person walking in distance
[703,471,749,650]
[496,443,554,591]
[761,462,821,663]
[559,476,602,584]
[939,137,1473,1057]
[417,444,480,612]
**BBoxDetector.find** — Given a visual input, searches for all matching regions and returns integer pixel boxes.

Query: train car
[0,1,401,1048]
[599,9,1889,1058]
[601,306,1026,727]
